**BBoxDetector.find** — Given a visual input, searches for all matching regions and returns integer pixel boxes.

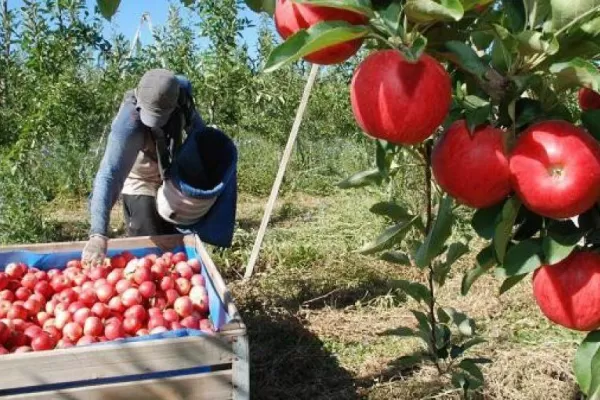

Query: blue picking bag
[170,126,238,248]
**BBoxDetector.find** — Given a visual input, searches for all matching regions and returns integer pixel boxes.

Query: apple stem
[423,141,442,374]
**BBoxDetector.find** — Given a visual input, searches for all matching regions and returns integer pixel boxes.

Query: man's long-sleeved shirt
[89,75,205,237]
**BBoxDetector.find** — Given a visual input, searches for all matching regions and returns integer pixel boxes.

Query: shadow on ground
[238,296,359,400]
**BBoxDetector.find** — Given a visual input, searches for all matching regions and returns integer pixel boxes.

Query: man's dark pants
[122,194,178,237]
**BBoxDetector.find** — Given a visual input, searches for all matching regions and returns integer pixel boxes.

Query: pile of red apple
[0,251,214,354]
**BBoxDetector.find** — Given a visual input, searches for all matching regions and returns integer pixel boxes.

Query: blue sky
[9,0,267,56]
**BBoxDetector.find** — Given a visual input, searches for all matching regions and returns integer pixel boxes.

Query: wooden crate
[0,234,249,400]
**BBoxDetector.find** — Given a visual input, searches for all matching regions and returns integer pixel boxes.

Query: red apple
[91,303,110,319]
[115,279,132,295]
[15,287,32,302]
[121,288,142,308]
[63,322,83,342]
[34,281,53,299]
[188,259,201,274]
[432,120,511,208]
[163,309,179,325]
[191,274,205,287]
[125,305,147,322]
[160,276,175,291]
[107,269,123,286]
[190,286,209,315]
[509,120,600,219]
[43,326,62,341]
[0,273,8,291]
[108,296,125,313]
[181,316,200,330]
[83,317,104,337]
[274,0,368,65]
[350,49,452,145]
[133,265,152,285]
[96,284,115,304]
[110,255,127,269]
[58,288,78,305]
[54,311,72,330]
[0,321,9,344]
[31,331,56,351]
[533,251,600,331]
[73,308,92,325]
[579,87,600,111]
[0,290,14,302]
[139,281,156,299]
[174,297,193,318]
[123,317,143,334]
[105,321,126,340]
[8,304,27,320]
[175,278,191,296]
[5,263,26,280]
[21,273,38,290]
[77,335,97,346]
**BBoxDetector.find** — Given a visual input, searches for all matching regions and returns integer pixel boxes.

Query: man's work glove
[82,234,108,268]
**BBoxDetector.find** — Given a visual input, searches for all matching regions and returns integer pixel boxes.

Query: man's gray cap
[136,69,180,128]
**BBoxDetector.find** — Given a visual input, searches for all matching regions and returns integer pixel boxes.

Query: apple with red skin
[274,0,368,65]
[533,251,600,331]
[509,120,600,220]
[432,120,511,209]
[578,87,600,111]
[350,49,452,145]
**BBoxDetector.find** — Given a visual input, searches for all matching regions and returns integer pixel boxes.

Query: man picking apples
[82,69,238,267]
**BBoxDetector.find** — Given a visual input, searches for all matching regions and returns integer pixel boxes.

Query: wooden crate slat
[0,370,233,400]
[0,335,233,391]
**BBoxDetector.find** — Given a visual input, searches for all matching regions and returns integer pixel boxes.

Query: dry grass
[48,189,587,400]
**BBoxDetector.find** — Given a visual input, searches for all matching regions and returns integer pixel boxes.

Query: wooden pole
[243,63,320,279]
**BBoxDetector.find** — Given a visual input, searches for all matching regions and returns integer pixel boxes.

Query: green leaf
[391,280,432,303]
[445,242,470,268]
[337,168,382,189]
[292,0,375,17]
[499,274,527,295]
[542,231,581,265]
[264,21,370,73]
[502,239,543,276]
[415,196,455,268]
[408,33,428,61]
[471,31,495,51]
[574,331,600,395]
[245,0,276,15]
[405,0,465,23]
[582,110,600,141]
[459,358,485,381]
[551,0,600,30]
[581,16,600,35]
[378,1,403,35]
[463,95,491,132]
[523,0,552,28]
[445,40,488,78]
[381,251,411,265]
[412,310,433,347]
[514,98,544,128]
[97,0,121,20]
[441,307,476,336]
[549,57,600,92]
[516,31,560,55]
[493,197,521,264]
[180,0,194,6]
[451,337,487,359]
[357,216,419,255]
[461,245,496,295]
[505,0,527,32]
[370,202,412,221]
[472,202,505,240]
